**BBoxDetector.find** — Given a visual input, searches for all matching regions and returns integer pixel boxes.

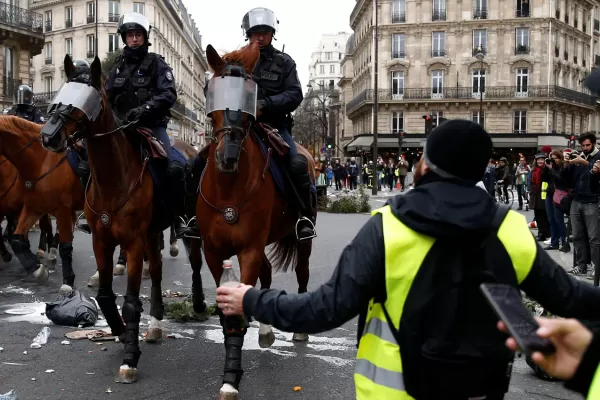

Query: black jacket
[6,104,44,123]
[243,174,600,344]
[561,149,600,203]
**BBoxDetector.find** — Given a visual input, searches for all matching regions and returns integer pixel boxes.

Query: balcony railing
[516,7,530,17]
[86,51,94,58]
[391,11,405,23]
[0,3,43,34]
[45,57,52,65]
[515,45,530,55]
[345,85,597,114]
[473,8,487,19]
[33,91,57,105]
[432,9,446,21]
[2,77,21,98]
[44,20,51,32]
[108,13,119,23]
[472,47,487,56]
[431,49,446,57]
[87,14,95,24]
[65,19,72,28]
[392,50,406,59]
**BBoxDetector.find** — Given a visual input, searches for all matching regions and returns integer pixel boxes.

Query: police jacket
[253,45,303,127]
[6,105,44,124]
[105,46,177,127]
[241,174,600,394]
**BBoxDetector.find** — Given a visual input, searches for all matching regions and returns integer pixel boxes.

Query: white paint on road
[1,286,34,295]
[0,302,48,324]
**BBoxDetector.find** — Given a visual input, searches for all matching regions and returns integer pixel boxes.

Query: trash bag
[45,290,98,327]
[0,390,17,400]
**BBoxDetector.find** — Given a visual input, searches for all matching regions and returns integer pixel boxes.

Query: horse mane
[0,116,42,139]
[220,43,260,74]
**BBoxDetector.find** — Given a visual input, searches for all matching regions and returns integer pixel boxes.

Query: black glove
[257,99,270,113]
[126,104,152,122]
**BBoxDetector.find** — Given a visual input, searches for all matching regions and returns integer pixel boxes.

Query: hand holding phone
[480,283,555,355]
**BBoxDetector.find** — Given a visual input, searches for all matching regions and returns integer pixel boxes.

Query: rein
[0,171,18,201]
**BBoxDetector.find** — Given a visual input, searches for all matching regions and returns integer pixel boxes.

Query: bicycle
[494,181,514,207]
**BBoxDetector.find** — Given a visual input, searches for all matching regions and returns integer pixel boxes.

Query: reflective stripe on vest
[541,181,549,200]
[354,205,537,399]
[588,363,600,399]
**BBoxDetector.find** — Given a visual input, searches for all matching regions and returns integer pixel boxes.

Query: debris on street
[293,386,302,392]
[60,340,70,345]
[0,390,16,400]
[30,327,50,349]
[45,369,54,373]
[167,333,193,339]
[45,291,98,327]
[164,300,217,322]
[64,330,114,341]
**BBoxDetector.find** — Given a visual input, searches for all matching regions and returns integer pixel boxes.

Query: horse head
[41,54,105,152]
[205,42,260,173]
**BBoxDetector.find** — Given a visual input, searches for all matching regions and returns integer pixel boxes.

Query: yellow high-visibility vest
[541,182,549,200]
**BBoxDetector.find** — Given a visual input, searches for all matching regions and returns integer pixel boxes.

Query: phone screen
[480,283,555,355]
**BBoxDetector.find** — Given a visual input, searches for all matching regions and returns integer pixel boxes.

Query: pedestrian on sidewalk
[216,119,600,400]
[397,156,408,191]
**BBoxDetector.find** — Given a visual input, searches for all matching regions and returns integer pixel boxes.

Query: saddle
[131,126,167,160]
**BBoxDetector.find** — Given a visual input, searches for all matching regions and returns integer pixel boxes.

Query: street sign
[320,147,326,154]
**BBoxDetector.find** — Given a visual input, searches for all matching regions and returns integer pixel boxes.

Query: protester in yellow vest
[499,317,600,400]
[215,119,600,399]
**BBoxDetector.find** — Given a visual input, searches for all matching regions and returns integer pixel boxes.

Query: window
[432,32,445,57]
[472,68,486,97]
[391,111,404,133]
[392,34,405,58]
[516,0,530,17]
[431,111,444,125]
[473,0,488,19]
[516,68,528,96]
[86,35,95,58]
[133,2,145,15]
[44,11,52,32]
[514,110,527,133]
[43,76,52,93]
[473,29,487,54]
[65,38,72,56]
[472,110,485,127]
[45,42,52,64]
[392,0,406,23]
[325,52,332,60]
[108,34,119,53]
[108,0,120,22]
[3,47,13,78]
[431,70,444,98]
[86,2,95,23]
[432,0,446,21]
[391,71,404,99]
[330,65,335,73]
[65,7,72,28]
[329,79,334,87]
[515,28,530,54]
[319,65,324,74]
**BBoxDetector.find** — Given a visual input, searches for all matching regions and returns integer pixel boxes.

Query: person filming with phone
[216,119,600,400]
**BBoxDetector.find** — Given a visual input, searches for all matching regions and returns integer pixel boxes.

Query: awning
[346,136,425,151]
[346,136,373,151]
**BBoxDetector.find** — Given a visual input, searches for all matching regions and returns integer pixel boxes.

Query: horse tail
[268,232,298,273]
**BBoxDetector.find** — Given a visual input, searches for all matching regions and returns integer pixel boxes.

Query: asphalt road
[0,203,584,400]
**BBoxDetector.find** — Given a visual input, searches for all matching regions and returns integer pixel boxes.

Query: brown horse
[40,54,205,384]
[197,42,314,399]
[0,156,56,263]
[0,116,83,293]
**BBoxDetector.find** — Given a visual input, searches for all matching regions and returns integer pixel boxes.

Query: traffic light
[325,136,333,149]
[398,130,405,147]
[423,115,433,135]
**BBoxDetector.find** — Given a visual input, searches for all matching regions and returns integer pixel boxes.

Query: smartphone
[480,283,555,355]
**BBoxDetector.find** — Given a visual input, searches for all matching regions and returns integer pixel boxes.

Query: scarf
[532,166,542,186]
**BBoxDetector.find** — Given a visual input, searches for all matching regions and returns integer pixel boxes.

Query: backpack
[381,205,518,399]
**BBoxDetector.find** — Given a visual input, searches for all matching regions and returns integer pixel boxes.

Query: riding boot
[76,160,91,234]
[289,155,317,241]
[176,156,204,239]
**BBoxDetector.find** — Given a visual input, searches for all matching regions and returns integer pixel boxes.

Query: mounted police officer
[5,85,45,123]
[77,12,184,234]
[185,7,315,241]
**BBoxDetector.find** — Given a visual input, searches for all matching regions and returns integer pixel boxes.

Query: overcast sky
[185,0,356,89]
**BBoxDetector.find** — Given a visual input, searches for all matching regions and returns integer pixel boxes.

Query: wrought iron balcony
[0,3,43,34]
[87,15,95,24]
[345,85,598,114]
[431,49,446,57]
[515,45,529,55]
[44,20,51,32]
[45,57,52,65]
[391,11,405,23]
[33,91,57,105]
[473,8,487,19]
[65,19,72,28]
[392,50,406,59]
[2,76,21,98]
[473,47,487,56]
[432,10,446,21]
[516,7,530,17]
[108,13,119,23]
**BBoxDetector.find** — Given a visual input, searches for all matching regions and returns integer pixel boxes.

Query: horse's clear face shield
[40,82,102,152]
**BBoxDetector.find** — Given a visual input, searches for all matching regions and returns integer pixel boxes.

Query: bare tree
[292,86,330,154]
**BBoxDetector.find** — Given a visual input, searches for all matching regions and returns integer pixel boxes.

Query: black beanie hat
[424,119,493,184]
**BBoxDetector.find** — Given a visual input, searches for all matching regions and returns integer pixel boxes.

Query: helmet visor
[242,8,278,33]
[206,76,257,118]
[48,82,102,121]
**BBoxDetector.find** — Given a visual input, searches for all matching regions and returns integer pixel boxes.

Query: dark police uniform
[6,104,45,124]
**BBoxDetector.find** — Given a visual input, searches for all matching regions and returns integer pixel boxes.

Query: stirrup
[75,212,91,234]
[295,217,317,241]
[176,216,202,239]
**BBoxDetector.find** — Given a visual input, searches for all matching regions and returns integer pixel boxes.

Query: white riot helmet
[117,12,151,45]
[241,8,279,38]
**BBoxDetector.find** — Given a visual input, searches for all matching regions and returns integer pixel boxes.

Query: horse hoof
[87,271,100,287]
[169,243,179,257]
[33,265,49,282]
[142,262,150,279]
[292,333,309,342]
[258,330,276,348]
[219,384,238,400]
[1,251,12,263]
[58,284,73,296]
[193,301,210,321]
[145,328,162,343]
[114,365,138,384]
[114,263,126,276]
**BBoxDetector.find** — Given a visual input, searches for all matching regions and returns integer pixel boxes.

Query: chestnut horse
[0,116,83,293]
[198,43,314,399]
[0,156,56,263]
[41,55,205,384]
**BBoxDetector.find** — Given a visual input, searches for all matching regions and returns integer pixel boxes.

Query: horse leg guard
[96,288,124,337]
[58,242,75,288]
[191,268,208,317]
[10,235,38,274]
[150,286,164,320]
[222,329,246,390]
[121,296,143,368]
[38,230,48,253]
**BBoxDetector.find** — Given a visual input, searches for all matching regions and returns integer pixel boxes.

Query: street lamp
[475,48,485,127]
